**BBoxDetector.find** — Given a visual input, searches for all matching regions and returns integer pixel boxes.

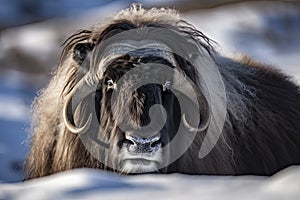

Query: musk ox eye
[73,42,94,65]
[107,79,116,90]
[163,80,171,91]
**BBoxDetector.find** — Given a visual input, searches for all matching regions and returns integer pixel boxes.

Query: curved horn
[182,112,210,133]
[180,82,211,133]
[63,77,95,134]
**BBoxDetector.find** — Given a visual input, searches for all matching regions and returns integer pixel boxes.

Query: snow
[182,2,300,83]
[1,167,300,200]
[0,1,299,198]
[0,95,29,122]
[0,71,34,183]
[0,0,125,28]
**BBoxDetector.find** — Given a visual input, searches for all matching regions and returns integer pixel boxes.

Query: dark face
[63,23,211,174]
[97,54,180,174]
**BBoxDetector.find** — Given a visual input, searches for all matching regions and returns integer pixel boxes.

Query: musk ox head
[25,4,229,178]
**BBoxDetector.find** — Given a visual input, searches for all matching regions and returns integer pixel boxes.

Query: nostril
[150,140,161,148]
[124,132,161,149]
[150,133,161,147]
[124,136,135,146]
[125,139,135,146]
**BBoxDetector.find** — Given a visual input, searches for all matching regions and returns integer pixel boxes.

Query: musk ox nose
[124,132,161,153]
[134,83,163,127]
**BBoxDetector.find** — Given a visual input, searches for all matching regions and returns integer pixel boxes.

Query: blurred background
[0,0,299,183]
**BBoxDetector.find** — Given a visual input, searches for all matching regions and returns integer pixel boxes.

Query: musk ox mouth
[124,158,153,165]
[120,152,162,174]
[119,132,163,173]
[122,158,160,167]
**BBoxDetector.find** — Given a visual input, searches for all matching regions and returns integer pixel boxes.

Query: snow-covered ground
[1,167,300,200]
[0,1,299,199]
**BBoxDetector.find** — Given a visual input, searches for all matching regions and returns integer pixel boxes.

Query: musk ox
[24,5,300,180]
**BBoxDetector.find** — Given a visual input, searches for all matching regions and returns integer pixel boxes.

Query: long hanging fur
[24,4,300,180]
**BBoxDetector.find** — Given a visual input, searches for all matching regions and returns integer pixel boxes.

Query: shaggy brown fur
[24,5,300,180]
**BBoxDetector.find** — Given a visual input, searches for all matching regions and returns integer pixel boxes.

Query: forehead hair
[101,54,176,82]
[59,5,214,67]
